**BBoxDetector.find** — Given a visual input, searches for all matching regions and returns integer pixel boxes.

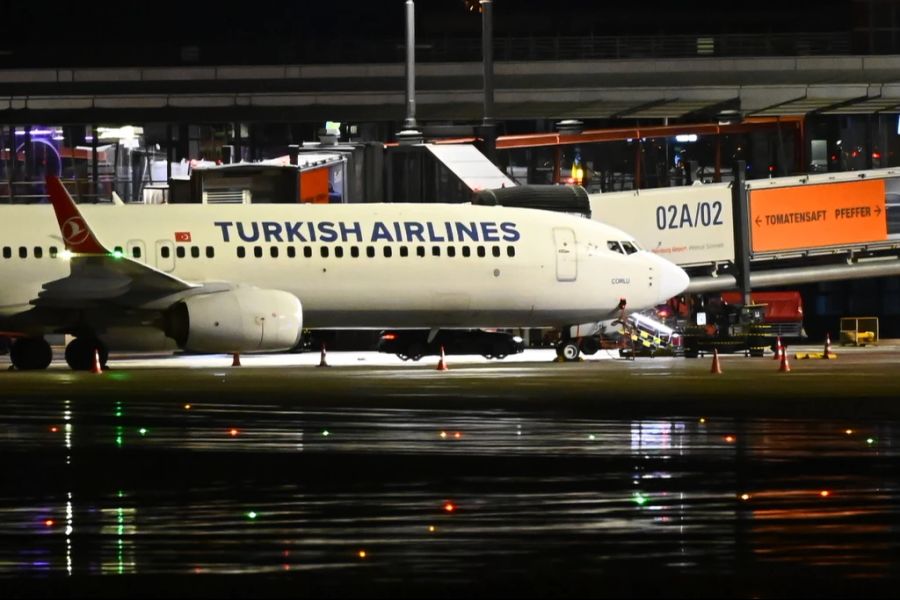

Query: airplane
[0,176,689,370]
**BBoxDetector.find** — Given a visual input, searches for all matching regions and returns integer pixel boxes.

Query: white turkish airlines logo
[62,216,90,246]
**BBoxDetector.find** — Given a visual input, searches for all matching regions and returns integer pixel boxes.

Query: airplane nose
[658,258,690,301]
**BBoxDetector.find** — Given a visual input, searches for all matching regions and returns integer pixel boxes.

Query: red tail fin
[46,176,107,254]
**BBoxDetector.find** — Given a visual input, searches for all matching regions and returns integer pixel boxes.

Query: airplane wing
[35,177,204,308]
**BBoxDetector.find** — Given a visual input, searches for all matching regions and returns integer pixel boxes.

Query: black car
[377,329,525,361]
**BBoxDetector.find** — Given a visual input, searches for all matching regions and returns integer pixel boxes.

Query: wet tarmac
[1,347,899,598]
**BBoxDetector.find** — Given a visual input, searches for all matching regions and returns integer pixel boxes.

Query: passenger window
[2,247,10,259]
[366,246,375,258]
[621,241,638,255]
[383,246,392,258]
[477,246,486,258]
[462,246,471,258]
[237,247,246,258]
[492,246,501,257]
[206,246,215,258]
[351,246,360,258]
[303,247,312,258]
[335,246,344,258]
[161,246,171,259]
[270,247,279,258]
[131,246,142,258]
[416,246,425,257]
[254,246,263,258]
[432,246,441,257]
[191,246,200,258]
[34,246,43,259]
[49,246,58,258]
[19,246,27,258]
[447,246,456,258]
[320,246,329,258]
[287,246,296,258]
[176,246,186,259]
[399,246,409,257]
[507,246,516,257]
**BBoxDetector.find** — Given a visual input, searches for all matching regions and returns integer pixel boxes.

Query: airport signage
[748,179,888,254]
[589,185,735,267]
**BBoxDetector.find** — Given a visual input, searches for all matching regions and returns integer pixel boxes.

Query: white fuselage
[0,202,687,332]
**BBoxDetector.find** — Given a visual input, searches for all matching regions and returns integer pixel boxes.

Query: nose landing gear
[556,340,581,361]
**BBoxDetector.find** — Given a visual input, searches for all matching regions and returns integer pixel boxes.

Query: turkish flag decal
[175,232,192,243]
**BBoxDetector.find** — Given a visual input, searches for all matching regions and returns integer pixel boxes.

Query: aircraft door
[553,227,577,282]
[155,240,175,272]
[126,240,147,264]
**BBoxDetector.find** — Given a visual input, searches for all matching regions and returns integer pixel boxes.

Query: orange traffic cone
[317,343,330,367]
[436,346,449,371]
[824,333,833,359]
[773,336,783,360]
[231,352,241,367]
[90,349,103,374]
[778,349,791,372]
[710,348,722,374]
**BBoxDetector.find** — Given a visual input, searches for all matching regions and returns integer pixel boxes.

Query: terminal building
[1,0,899,337]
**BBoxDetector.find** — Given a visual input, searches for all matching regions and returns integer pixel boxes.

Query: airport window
[2,247,10,259]
[237,247,246,258]
[477,246,486,258]
[366,246,375,258]
[19,247,27,258]
[303,247,312,258]
[320,246,329,258]
[191,246,200,259]
[350,246,360,258]
[462,246,471,258]
[432,246,441,257]
[492,246,501,258]
[447,246,456,258]
[399,246,409,257]
[287,246,296,258]
[34,247,43,259]
[49,246,58,258]
[383,246,392,258]
[270,247,279,258]
[161,246,171,259]
[206,246,215,258]
[254,246,263,258]
[507,246,515,258]
[176,246,186,259]
[132,247,142,259]
[416,246,425,257]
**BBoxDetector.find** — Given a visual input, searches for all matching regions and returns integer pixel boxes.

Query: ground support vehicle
[377,330,525,361]
[681,304,776,358]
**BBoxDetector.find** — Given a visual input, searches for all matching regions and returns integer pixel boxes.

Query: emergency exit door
[553,227,577,282]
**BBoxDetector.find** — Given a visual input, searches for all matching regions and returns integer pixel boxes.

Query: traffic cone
[824,333,833,359]
[436,346,449,371]
[778,349,791,372]
[773,336,783,360]
[317,343,330,367]
[90,349,103,374]
[710,349,722,374]
[231,352,241,367]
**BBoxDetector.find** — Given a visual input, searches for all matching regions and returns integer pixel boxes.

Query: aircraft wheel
[9,337,53,370]
[558,341,581,362]
[396,353,409,361]
[408,343,425,362]
[65,337,109,371]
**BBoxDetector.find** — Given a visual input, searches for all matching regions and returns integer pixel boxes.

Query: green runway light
[115,435,123,447]
[867,438,876,445]
[633,492,647,506]
[322,430,330,437]
[138,428,147,436]
[588,434,596,441]
[246,511,258,520]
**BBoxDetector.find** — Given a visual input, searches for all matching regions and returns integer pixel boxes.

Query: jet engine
[165,288,303,353]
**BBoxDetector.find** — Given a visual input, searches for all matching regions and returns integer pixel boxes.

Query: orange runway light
[229,428,239,437]
[443,502,456,513]
[358,550,367,559]
[453,432,461,439]
[50,426,59,433]
[724,435,735,443]
[820,490,831,498]
[428,525,436,533]
[184,404,191,410]
[44,519,54,527]
[740,493,751,501]
[439,431,447,439]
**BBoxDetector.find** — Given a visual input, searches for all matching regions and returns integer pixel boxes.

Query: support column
[731,160,751,305]
[91,124,99,201]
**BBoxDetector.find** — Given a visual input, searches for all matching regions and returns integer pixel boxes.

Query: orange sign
[749,179,888,253]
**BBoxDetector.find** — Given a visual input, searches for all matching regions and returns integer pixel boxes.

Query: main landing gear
[64,336,108,371]
[9,337,53,370]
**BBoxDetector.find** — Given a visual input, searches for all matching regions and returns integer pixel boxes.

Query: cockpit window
[621,241,639,255]
[607,241,624,254]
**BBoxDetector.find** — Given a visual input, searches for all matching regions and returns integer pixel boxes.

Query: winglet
[46,176,108,254]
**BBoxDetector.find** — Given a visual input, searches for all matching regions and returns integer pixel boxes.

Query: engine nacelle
[165,288,303,353]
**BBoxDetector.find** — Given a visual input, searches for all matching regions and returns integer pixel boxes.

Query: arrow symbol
[755,216,762,226]
[874,206,882,216]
